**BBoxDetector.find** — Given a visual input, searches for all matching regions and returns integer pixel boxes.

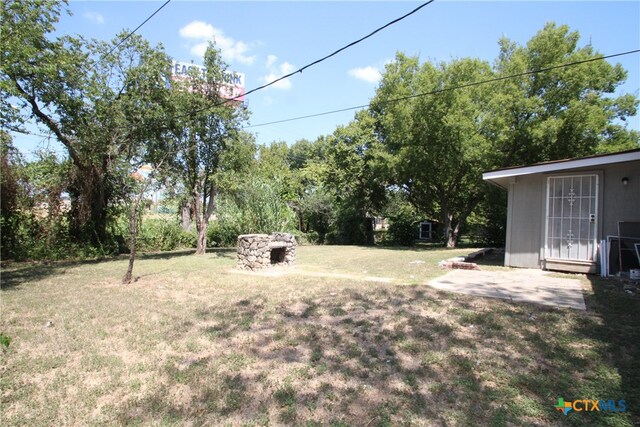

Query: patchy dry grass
[1,246,638,426]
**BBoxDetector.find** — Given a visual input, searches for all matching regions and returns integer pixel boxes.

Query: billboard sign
[171,60,245,102]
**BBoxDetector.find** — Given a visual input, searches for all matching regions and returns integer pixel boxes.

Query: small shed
[483,149,640,274]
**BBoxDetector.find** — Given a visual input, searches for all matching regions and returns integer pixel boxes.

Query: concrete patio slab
[428,269,586,310]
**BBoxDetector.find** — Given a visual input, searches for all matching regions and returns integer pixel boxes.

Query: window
[419,221,432,240]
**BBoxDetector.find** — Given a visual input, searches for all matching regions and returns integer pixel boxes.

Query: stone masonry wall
[236,233,296,270]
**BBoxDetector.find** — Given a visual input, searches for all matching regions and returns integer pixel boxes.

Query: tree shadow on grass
[112,282,636,426]
[0,257,122,291]
[135,249,197,260]
[137,247,237,261]
[582,275,640,424]
[0,248,239,291]
[365,243,455,252]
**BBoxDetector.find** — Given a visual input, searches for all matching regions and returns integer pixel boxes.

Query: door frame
[543,173,600,263]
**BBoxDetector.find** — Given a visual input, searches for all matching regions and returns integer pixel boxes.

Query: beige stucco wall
[504,159,639,271]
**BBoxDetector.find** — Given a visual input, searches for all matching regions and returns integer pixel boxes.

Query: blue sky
[11,0,640,156]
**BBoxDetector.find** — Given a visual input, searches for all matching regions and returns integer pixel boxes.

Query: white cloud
[261,73,292,90]
[348,66,381,84]
[179,20,215,39]
[83,11,104,24]
[280,62,294,74]
[190,42,210,58]
[266,54,278,68]
[179,20,256,65]
[260,61,295,90]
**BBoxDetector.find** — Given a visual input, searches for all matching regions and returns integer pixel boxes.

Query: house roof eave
[483,148,640,183]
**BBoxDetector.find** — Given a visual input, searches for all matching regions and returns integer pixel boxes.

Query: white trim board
[483,150,640,181]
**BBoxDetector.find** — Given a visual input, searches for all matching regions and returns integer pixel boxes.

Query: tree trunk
[180,200,192,231]
[196,224,207,255]
[68,165,110,246]
[446,224,460,248]
[122,200,138,284]
[444,202,479,248]
[122,158,167,283]
[12,78,112,247]
[193,189,207,255]
[195,183,218,255]
[443,213,458,248]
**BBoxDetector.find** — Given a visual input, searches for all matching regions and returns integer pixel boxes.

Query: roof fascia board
[483,151,640,181]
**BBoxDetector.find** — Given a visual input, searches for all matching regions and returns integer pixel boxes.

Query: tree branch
[10,75,84,168]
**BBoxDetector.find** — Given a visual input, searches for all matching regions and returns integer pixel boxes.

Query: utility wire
[89,0,172,71]
[185,0,436,116]
[12,49,639,149]
[13,0,431,144]
[244,49,640,129]
[240,0,435,100]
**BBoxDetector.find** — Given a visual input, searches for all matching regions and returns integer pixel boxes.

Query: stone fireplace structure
[236,232,296,270]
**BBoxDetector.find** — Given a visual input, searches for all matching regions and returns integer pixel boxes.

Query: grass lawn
[1,245,638,426]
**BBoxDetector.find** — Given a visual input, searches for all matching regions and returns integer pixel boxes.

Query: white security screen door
[545,175,598,261]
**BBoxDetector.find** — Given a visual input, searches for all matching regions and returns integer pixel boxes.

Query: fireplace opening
[270,247,286,264]
[237,233,296,270]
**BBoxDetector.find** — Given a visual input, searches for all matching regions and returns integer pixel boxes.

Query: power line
[240,0,435,100]
[89,0,172,71]
[8,0,172,150]
[244,49,640,129]
[245,105,369,129]
[185,0,436,116]
[13,49,640,143]
[12,1,431,143]
[14,48,640,139]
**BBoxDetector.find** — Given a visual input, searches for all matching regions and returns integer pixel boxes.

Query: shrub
[386,216,418,246]
[1,212,120,261]
[207,220,238,247]
[299,230,319,245]
[213,178,297,246]
[381,193,421,247]
[330,210,374,245]
[137,218,196,251]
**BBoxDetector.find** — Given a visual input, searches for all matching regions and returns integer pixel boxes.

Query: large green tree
[323,111,388,245]
[1,0,172,248]
[164,44,247,254]
[487,23,639,167]
[372,55,494,247]
[289,137,334,241]
[372,23,638,247]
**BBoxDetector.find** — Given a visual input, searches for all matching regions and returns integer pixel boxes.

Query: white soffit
[483,150,640,181]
